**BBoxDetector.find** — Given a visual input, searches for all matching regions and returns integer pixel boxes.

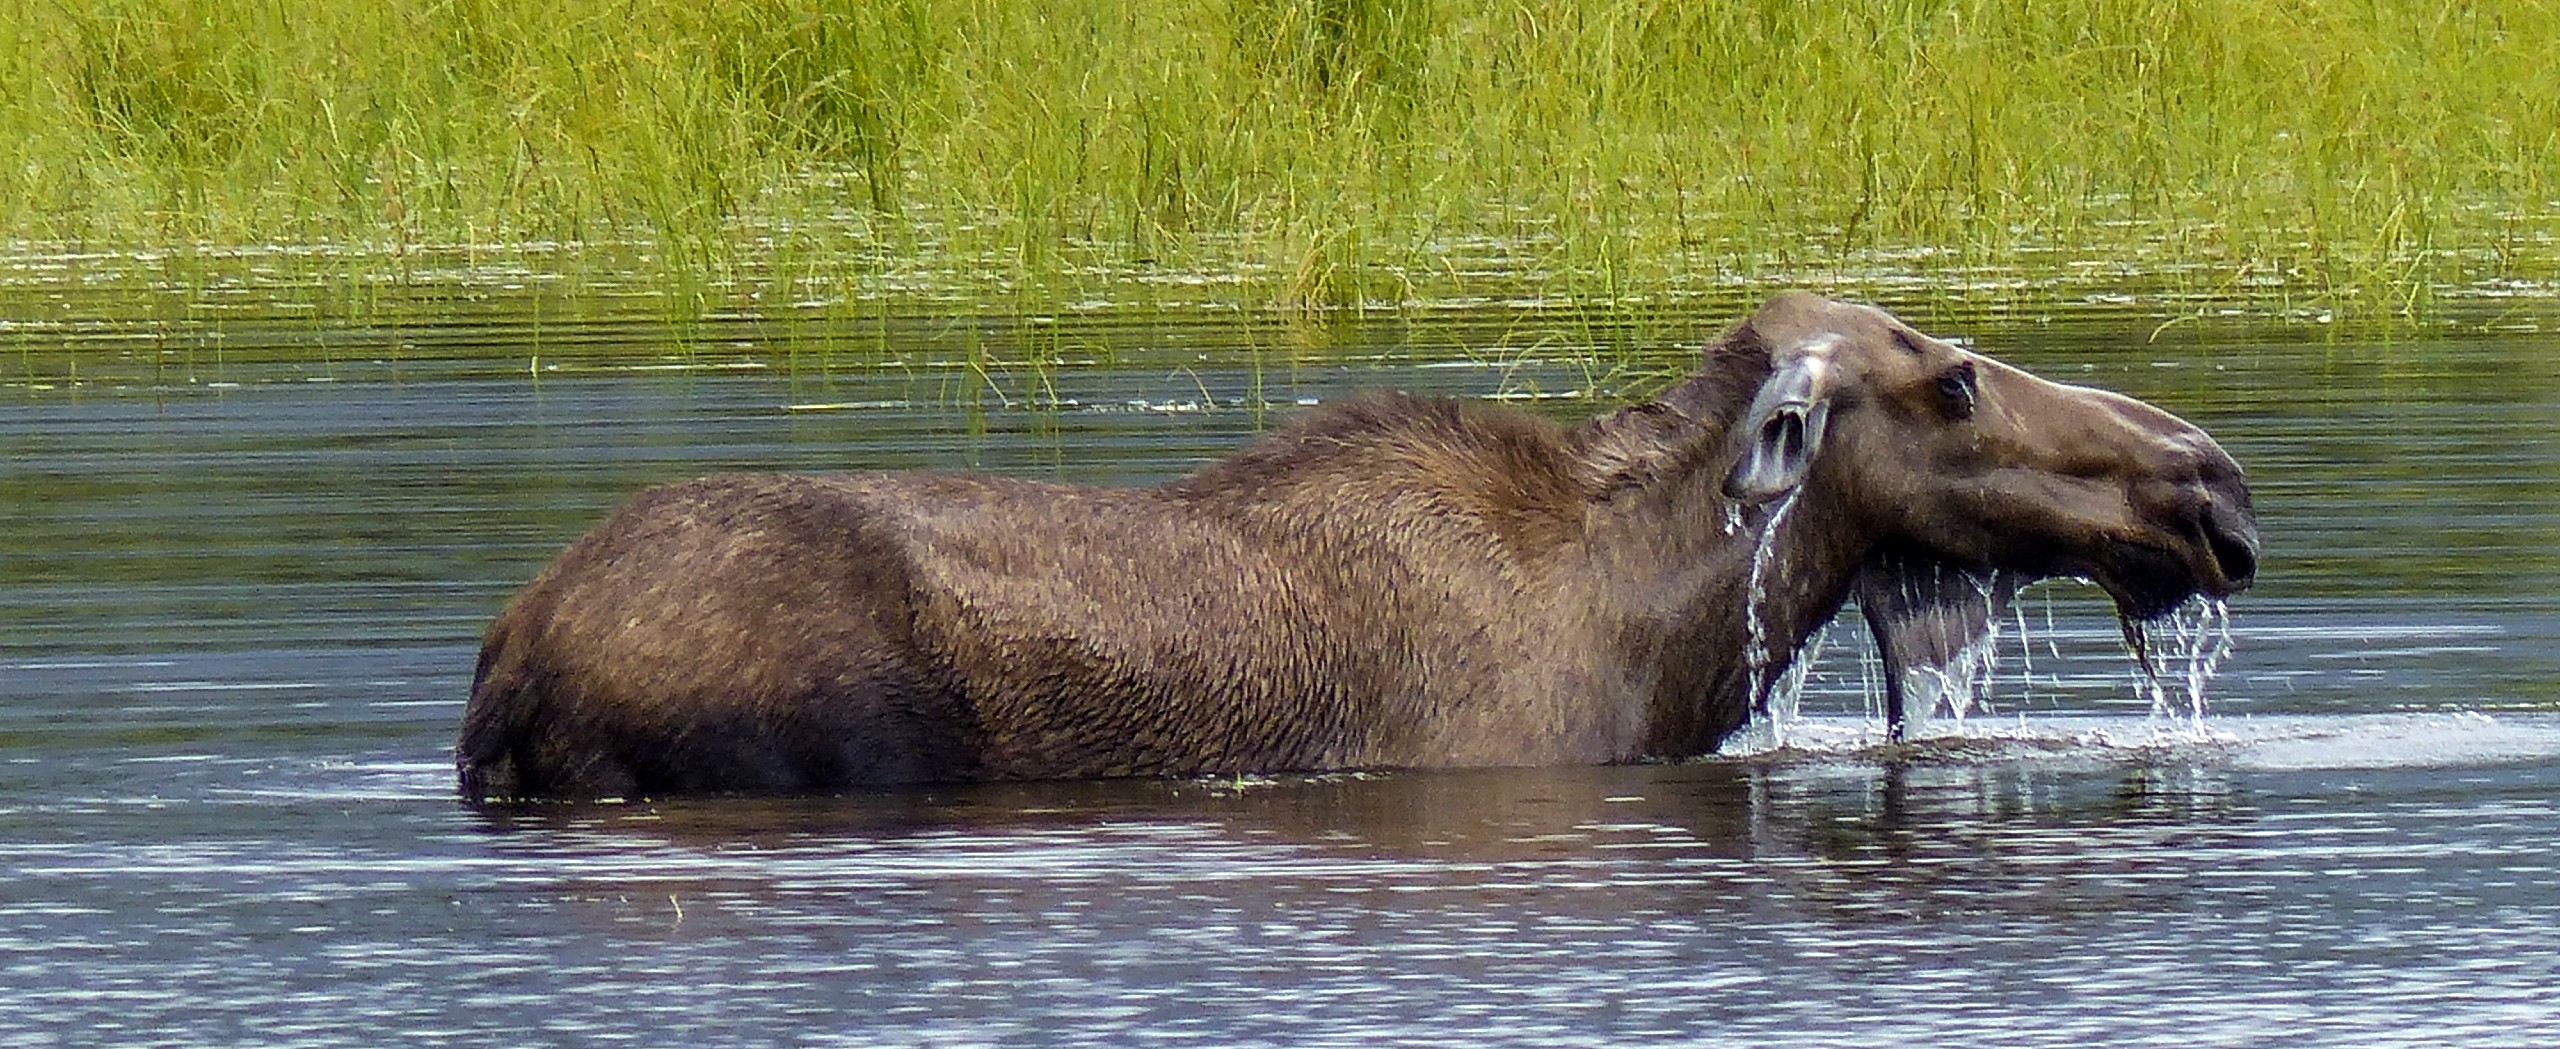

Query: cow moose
[457,292,2258,800]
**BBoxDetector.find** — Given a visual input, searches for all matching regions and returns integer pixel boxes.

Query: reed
[2,0,2556,325]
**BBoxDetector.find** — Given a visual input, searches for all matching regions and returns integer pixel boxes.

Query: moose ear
[1722,350,1834,504]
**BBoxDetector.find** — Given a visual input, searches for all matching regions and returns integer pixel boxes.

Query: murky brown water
[5,296,2559,1046]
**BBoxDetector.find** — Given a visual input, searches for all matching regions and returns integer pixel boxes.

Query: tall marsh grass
[3,0,2557,322]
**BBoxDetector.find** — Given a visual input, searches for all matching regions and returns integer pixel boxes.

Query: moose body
[458,294,2259,800]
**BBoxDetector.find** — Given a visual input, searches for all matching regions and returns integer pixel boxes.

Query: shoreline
[7,1,2556,338]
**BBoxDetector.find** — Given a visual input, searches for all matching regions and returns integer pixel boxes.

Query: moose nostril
[2203,510,2259,588]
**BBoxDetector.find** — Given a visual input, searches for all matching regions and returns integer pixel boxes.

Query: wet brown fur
[459,391,1761,799]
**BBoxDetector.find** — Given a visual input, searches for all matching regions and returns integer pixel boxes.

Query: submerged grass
[4,0,2559,335]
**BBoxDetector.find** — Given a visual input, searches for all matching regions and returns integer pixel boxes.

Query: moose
[457,293,2258,800]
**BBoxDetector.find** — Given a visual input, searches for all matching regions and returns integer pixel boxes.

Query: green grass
[3,0,2558,325]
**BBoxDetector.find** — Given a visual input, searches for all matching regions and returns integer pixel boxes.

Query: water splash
[1895,620,2002,727]
[1758,626,1827,745]
[2121,597,2235,735]
[1853,557,2015,740]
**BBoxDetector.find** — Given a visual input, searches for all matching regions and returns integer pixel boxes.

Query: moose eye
[1935,362,1978,419]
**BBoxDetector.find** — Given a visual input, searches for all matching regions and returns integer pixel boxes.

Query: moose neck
[1572,371,1871,758]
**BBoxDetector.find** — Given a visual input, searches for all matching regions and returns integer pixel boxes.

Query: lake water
[5,296,2559,1046]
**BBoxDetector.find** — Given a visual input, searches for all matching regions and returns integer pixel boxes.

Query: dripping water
[2120,597,2236,735]
[1741,489,1804,747]
[1855,624,1886,723]
[1883,563,2009,733]
[2011,600,2040,705]
[1764,627,1827,735]
[1899,618,2003,727]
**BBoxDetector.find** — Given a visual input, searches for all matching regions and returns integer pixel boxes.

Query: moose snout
[2153,429,2258,594]
[2098,440,2260,619]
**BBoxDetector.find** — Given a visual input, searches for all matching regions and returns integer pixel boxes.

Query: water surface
[4,304,2558,1046]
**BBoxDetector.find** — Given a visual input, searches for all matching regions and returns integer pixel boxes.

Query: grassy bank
[3,0,2558,326]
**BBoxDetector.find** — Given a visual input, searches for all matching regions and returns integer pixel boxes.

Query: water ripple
[4,322,2558,1046]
